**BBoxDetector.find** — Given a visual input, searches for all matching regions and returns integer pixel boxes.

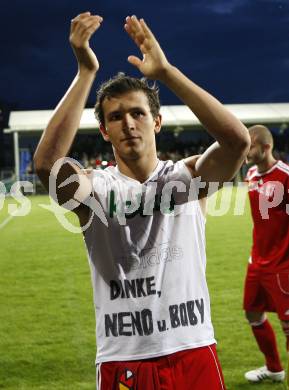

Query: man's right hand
[69,12,103,74]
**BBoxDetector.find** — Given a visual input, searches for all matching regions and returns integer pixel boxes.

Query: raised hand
[124,16,170,80]
[70,12,103,73]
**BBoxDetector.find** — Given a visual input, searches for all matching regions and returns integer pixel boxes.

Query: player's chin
[120,147,142,160]
[125,142,143,153]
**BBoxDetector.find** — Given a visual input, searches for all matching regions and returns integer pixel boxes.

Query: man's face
[100,90,161,160]
[246,134,265,165]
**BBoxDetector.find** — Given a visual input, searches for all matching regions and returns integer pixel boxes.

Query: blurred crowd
[69,131,215,170]
[69,134,289,172]
[23,129,289,175]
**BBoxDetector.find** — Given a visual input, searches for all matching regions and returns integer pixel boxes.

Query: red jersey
[245,161,289,271]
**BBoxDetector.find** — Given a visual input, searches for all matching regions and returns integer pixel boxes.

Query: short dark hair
[94,73,160,126]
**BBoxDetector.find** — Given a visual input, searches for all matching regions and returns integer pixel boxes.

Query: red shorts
[97,344,226,390]
[243,263,289,321]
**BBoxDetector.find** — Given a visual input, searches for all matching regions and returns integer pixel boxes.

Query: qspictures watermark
[1,157,289,233]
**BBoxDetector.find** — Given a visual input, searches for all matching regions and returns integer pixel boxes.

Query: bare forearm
[159,65,249,151]
[34,70,95,169]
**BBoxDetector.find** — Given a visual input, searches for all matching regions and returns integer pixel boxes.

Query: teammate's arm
[34,12,103,224]
[124,16,250,192]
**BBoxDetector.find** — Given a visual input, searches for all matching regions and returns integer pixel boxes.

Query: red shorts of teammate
[96,344,226,390]
[243,263,289,321]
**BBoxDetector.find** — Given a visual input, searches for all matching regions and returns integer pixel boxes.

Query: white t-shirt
[84,159,215,363]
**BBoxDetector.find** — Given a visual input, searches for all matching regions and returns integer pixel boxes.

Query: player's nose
[122,113,135,132]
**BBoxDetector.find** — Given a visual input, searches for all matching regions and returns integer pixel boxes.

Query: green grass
[0,189,287,389]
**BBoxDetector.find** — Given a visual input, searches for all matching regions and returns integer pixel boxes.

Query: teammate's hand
[70,12,103,74]
[124,16,170,80]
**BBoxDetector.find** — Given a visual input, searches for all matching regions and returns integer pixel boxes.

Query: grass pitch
[0,189,287,389]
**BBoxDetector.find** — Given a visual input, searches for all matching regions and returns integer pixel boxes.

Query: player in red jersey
[243,124,289,384]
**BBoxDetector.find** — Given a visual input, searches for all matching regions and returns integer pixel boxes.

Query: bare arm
[34,12,103,223]
[159,67,250,186]
[124,16,250,191]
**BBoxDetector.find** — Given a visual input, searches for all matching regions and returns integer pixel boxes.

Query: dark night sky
[1,0,289,111]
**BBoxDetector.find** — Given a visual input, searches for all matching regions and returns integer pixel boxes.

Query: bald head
[246,124,276,167]
[248,125,274,148]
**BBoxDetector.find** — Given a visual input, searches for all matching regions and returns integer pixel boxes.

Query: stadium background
[1,1,289,389]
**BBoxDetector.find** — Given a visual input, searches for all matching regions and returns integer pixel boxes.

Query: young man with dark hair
[243,125,289,385]
[34,12,250,389]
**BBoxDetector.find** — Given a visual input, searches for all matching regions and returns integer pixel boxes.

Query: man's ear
[154,114,162,134]
[264,143,272,152]
[99,123,110,142]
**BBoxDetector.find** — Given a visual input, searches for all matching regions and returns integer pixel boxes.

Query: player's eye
[132,110,144,118]
[109,113,122,121]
